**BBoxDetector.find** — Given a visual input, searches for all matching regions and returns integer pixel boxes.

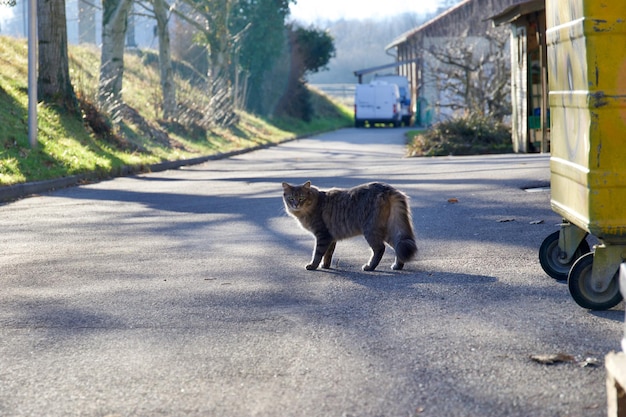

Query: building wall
[389,0,526,126]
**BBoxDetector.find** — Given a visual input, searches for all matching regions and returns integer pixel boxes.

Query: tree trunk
[207,0,236,125]
[98,0,133,117]
[153,0,176,120]
[37,0,77,112]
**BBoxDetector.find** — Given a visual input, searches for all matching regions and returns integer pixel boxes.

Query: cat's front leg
[306,232,333,270]
[322,241,337,269]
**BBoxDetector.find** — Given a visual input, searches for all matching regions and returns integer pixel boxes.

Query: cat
[282,181,417,271]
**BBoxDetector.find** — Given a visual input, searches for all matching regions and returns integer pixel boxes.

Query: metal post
[27,0,37,148]
[538,12,549,153]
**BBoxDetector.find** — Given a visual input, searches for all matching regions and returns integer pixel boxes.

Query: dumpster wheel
[539,231,590,281]
[568,252,623,310]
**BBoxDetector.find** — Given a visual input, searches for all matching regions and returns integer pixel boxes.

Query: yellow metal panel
[546,0,626,241]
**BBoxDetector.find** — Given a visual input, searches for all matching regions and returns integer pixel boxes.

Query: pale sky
[0,4,12,21]
[289,0,441,23]
[0,0,442,27]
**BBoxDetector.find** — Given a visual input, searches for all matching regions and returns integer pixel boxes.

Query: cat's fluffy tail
[388,191,418,262]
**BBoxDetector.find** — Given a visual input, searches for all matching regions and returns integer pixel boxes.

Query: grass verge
[0,37,352,187]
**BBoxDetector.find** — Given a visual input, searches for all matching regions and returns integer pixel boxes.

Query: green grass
[0,37,352,187]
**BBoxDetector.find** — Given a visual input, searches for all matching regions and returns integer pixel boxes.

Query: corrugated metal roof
[385,0,533,50]
[385,0,472,50]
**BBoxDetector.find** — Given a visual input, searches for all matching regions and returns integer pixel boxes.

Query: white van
[354,81,402,128]
[374,75,412,126]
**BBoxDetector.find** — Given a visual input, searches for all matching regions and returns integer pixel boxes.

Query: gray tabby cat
[282,181,417,271]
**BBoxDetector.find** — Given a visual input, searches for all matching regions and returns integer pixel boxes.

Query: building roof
[385,0,533,51]
[385,0,471,51]
[353,59,419,78]
[490,0,544,26]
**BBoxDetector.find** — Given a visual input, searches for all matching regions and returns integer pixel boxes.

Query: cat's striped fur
[282,181,417,271]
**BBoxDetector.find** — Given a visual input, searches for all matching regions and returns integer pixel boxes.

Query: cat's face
[282,181,313,212]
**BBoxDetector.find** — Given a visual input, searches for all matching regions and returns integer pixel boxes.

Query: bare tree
[78,0,97,44]
[152,0,176,119]
[172,0,239,126]
[423,27,510,121]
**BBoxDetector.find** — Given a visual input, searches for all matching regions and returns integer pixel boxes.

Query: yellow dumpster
[538,0,626,309]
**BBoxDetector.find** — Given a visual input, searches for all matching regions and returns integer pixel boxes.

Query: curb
[0,135,306,204]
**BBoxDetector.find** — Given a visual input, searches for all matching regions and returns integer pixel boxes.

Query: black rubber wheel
[538,231,590,281]
[567,252,622,310]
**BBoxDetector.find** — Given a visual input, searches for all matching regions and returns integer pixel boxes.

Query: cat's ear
[282,182,291,191]
[303,181,311,189]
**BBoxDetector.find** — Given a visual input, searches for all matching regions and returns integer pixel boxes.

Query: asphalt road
[1,127,622,416]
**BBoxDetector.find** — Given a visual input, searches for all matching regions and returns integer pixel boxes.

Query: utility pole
[27,0,37,147]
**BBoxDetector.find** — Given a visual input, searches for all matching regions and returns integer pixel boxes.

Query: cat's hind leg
[322,241,337,269]
[391,259,404,270]
[363,233,385,271]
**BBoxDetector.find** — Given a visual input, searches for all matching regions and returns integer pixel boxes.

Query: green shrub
[407,114,512,157]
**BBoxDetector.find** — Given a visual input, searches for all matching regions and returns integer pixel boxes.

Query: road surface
[0,127,621,416]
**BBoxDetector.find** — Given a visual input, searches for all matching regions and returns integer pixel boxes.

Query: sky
[289,0,441,23]
[0,0,443,28]
[0,4,12,21]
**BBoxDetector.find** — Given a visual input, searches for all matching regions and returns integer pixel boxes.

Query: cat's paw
[391,262,404,270]
[305,264,318,270]
[362,264,375,271]
[322,263,332,269]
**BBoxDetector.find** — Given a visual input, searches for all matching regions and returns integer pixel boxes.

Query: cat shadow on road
[315,263,498,291]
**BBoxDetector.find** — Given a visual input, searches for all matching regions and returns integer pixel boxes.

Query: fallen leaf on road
[530,353,575,365]
[447,198,459,204]
[580,357,601,368]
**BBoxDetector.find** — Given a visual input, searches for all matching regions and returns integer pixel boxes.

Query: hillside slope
[0,37,351,187]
